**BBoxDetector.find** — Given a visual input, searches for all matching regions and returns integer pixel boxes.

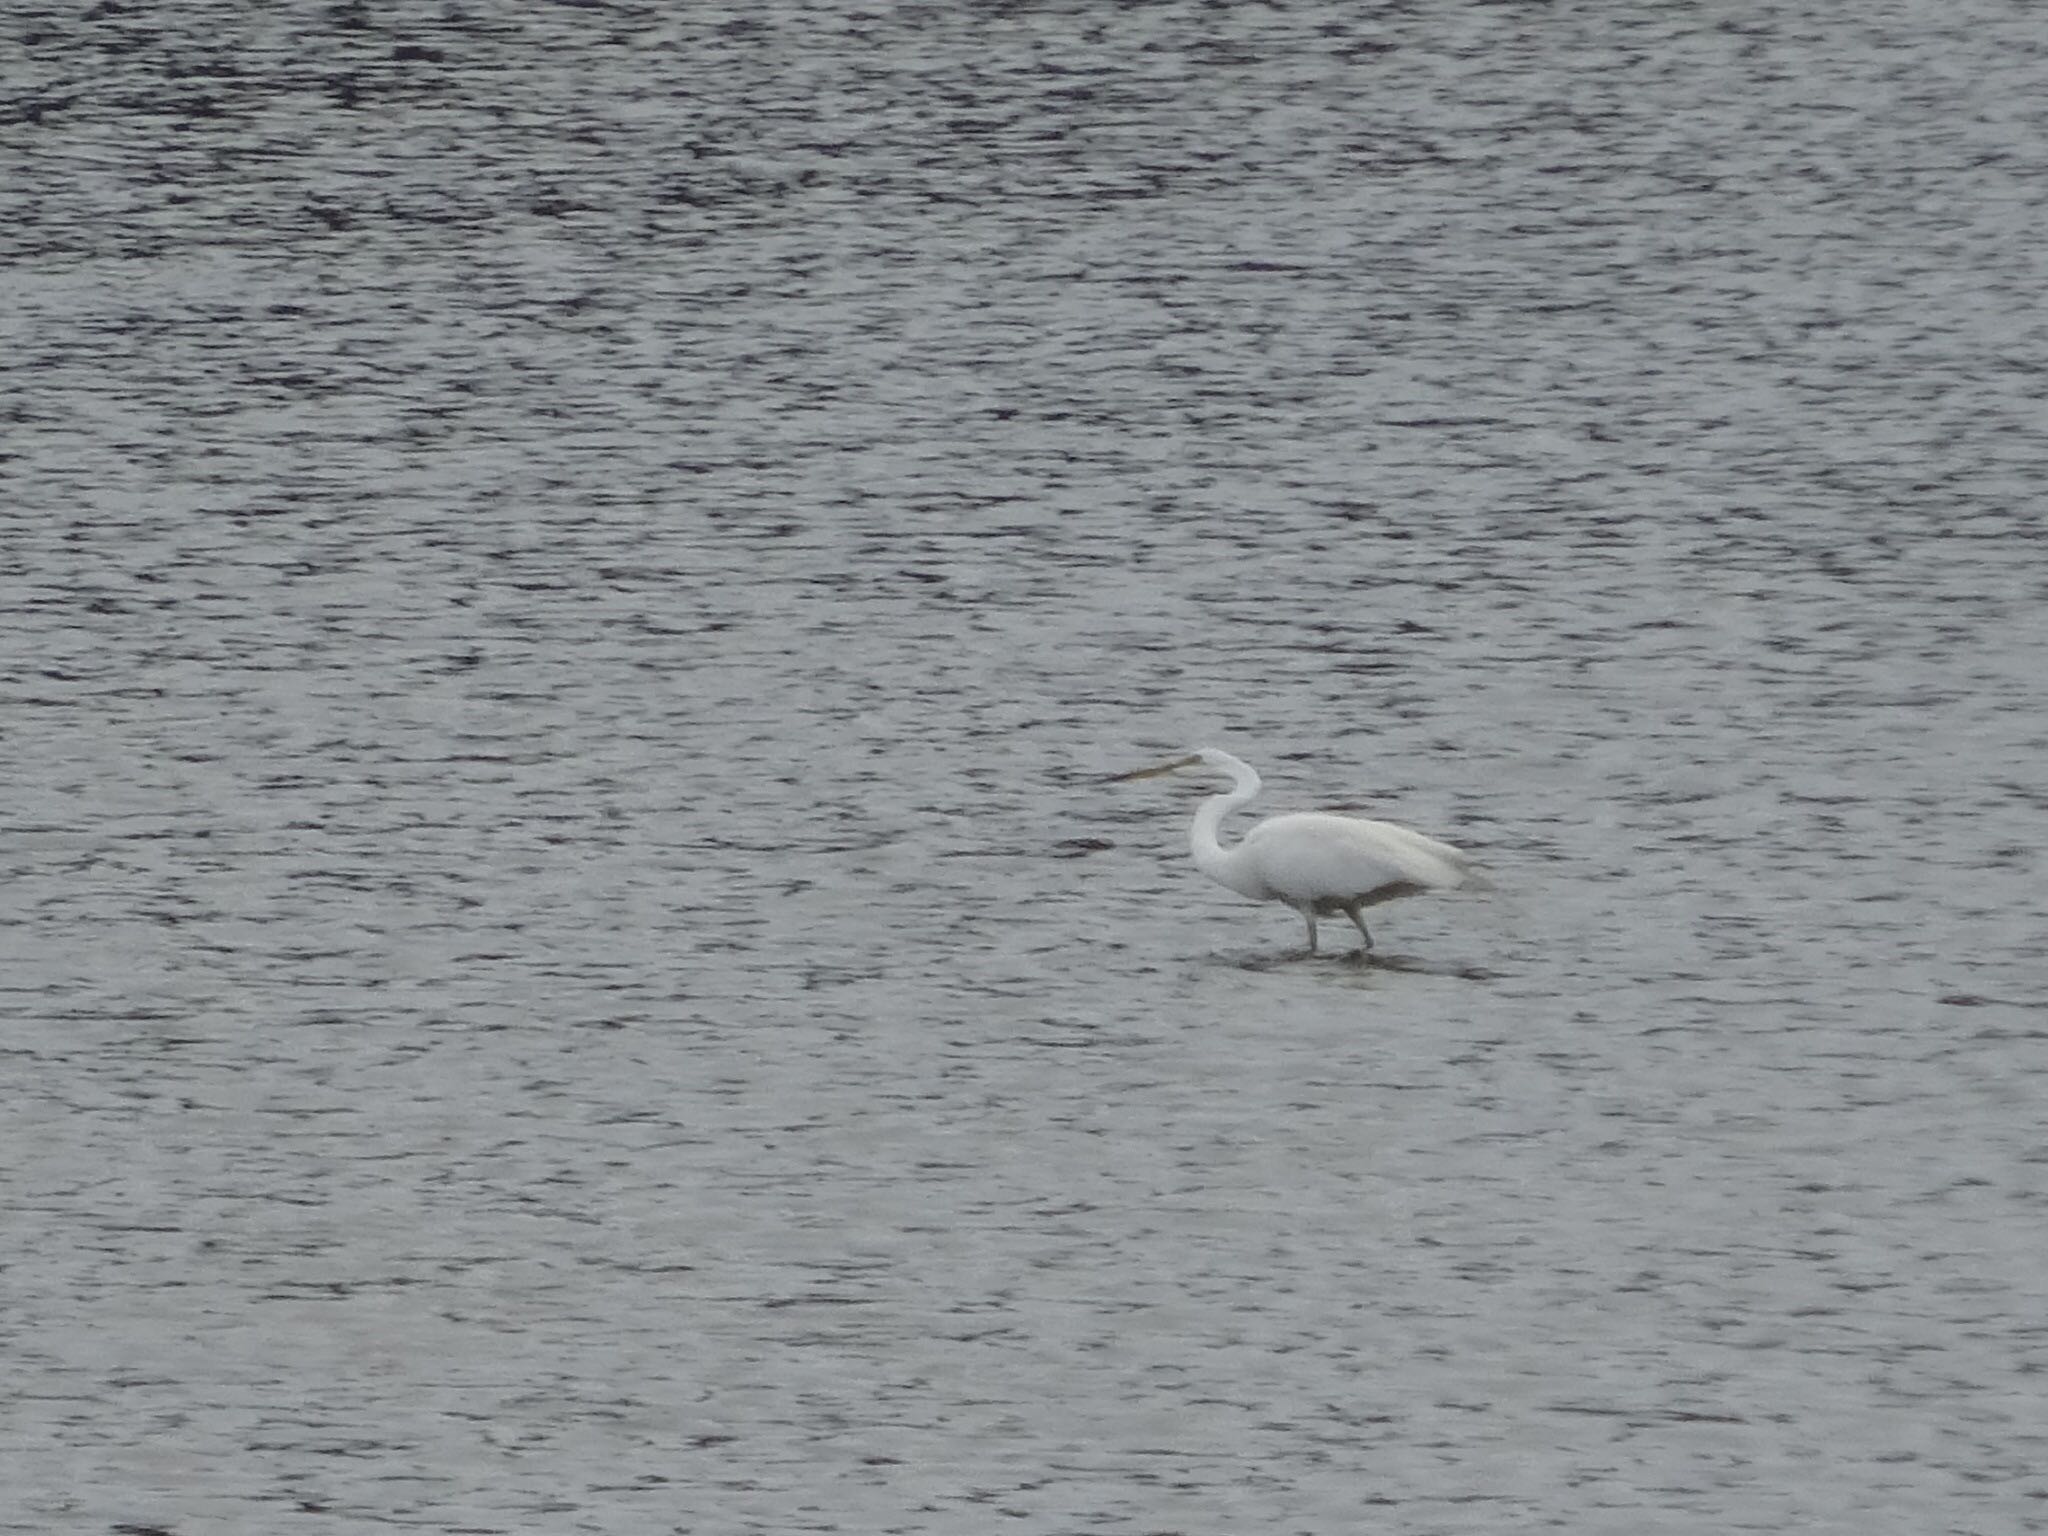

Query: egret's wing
[1337,816,1490,885]
[1242,812,1484,902]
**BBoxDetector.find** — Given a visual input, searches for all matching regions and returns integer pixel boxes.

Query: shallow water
[6,1,2047,1531]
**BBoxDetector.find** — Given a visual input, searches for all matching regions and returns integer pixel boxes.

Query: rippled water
[7,1,2047,1531]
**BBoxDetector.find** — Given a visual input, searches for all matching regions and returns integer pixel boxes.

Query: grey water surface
[5,1,2047,1532]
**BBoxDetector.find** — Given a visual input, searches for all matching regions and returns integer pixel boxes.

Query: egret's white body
[1114,747,1488,954]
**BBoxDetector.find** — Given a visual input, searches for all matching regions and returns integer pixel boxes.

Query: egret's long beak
[1108,753,1203,782]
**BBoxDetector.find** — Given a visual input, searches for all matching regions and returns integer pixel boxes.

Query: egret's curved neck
[1190,757,1262,881]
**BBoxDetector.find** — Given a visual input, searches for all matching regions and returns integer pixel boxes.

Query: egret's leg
[1301,907,1318,953]
[1344,904,1374,952]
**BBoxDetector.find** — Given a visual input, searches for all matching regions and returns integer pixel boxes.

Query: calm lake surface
[6,1,2047,1531]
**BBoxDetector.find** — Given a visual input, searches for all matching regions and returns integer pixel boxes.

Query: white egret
[1112,747,1489,955]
